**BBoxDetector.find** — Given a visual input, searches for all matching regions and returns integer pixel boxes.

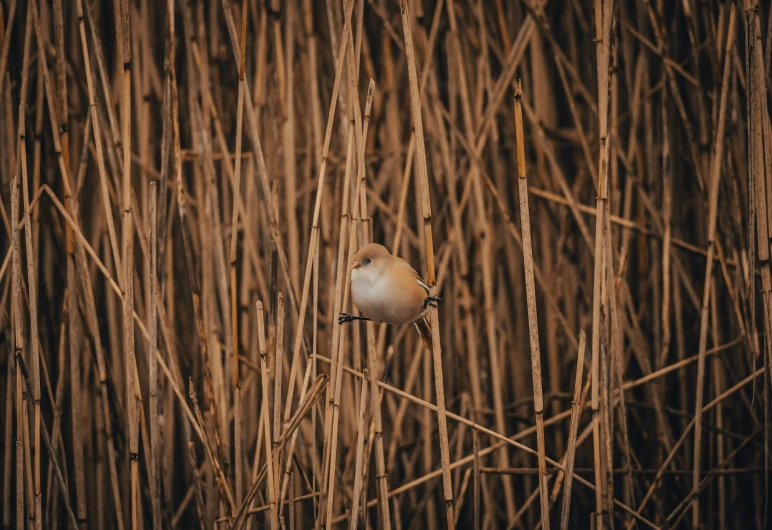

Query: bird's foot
[424,296,443,308]
[338,313,371,324]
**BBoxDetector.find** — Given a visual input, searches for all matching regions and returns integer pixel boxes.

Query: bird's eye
[364,258,372,265]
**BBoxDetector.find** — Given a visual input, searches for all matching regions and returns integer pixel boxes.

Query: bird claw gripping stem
[338,313,371,325]
[423,296,443,309]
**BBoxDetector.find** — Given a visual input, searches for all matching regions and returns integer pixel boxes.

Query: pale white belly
[351,270,426,325]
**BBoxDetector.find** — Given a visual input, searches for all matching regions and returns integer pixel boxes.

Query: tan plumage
[348,243,436,349]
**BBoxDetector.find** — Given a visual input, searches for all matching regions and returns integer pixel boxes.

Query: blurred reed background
[0,0,770,528]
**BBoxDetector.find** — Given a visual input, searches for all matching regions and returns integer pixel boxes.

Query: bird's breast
[351,269,425,326]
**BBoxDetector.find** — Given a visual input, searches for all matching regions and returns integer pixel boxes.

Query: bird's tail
[414,317,433,350]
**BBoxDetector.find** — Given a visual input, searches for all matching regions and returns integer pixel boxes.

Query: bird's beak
[351,261,361,270]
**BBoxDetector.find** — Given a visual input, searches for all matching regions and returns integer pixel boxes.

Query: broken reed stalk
[513,82,550,530]
[400,1,455,527]
[272,293,285,489]
[256,301,280,529]
[560,332,588,530]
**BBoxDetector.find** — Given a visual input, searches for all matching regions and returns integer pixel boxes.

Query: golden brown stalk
[513,83,550,530]
[400,1,454,527]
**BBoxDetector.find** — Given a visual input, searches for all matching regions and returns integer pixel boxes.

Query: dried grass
[0,0,770,529]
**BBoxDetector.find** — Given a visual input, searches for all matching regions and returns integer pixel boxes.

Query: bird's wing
[394,257,430,294]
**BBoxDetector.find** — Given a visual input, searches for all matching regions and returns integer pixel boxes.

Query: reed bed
[0,0,770,528]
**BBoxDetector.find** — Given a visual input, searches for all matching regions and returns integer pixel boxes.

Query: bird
[338,243,442,349]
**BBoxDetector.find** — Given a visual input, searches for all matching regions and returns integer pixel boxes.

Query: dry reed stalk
[189,379,235,526]
[230,0,248,508]
[0,1,16,95]
[234,371,328,530]
[690,5,737,528]
[746,0,772,416]
[745,4,772,525]
[643,2,705,194]
[513,82,551,530]
[560,332,588,530]
[319,121,357,530]
[273,293,285,489]
[176,85,231,517]
[321,353,661,530]
[668,427,762,529]
[445,0,516,522]
[353,80,394,530]
[31,0,128,517]
[15,353,79,530]
[256,301,280,529]
[75,0,122,282]
[7,10,25,527]
[526,186,738,264]
[1,1,770,528]
[603,219,636,526]
[708,280,726,529]
[220,0,306,326]
[473,427,480,530]
[148,180,162,530]
[279,0,355,437]
[12,6,41,528]
[117,1,140,527]
[11,170,25,530]
[348,368,370,530]
[308,13,368,520]
[599,279,615,530]
[400,1,454,527]
[590,0,618,526]
[2,299,12,528]
[277,361,315,513]
[629,367,764,523]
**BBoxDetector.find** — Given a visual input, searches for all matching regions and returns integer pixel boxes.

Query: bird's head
[351,243,391,278]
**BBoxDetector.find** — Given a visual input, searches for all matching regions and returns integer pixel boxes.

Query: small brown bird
[338,243,441,349]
